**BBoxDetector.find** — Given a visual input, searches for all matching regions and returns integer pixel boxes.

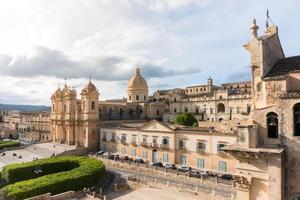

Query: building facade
[100,120,237,174]
[26,112,51,141]
[50,80,100,149]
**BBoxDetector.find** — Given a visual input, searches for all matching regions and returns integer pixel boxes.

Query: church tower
[243,18,284,110]
[127,66,149,103]
[80,79,100,149]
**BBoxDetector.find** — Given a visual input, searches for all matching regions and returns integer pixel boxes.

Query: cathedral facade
[50,80,100,150]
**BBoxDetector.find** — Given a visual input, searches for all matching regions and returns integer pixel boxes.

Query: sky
[0,0,299,105]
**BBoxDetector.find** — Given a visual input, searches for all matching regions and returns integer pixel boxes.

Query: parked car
[108,154,115,160]
[164,163,177,170]
[206,171,218,177]
[177,166,192,172]
[133,158,145,163]
[120,155,129,161]
[128,157,134,162]
[96,151,105,156]
[151,162,164,167]
[219,174,234,180]
[102,152,110,158]
[186,170,201,178]
[198,170,208,177]
[113,154,120,160]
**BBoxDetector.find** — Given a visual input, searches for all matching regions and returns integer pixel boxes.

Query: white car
[95,151,105,156]
[164,163,177,169]
[177,165,192,172]
[199,170,208,177]
[102,152,110,158]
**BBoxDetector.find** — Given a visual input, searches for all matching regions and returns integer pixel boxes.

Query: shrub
[0,141,20,150]
[175,113,197,126]
[1,156,105,200]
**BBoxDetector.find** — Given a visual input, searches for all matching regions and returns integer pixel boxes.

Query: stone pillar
[235,176,251,200]
[268,155,283,200]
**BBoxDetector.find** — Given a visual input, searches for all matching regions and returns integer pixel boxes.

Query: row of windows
[174,104,251,114]
[186,87,207,93]
[104,133,226,152]
[53,101,96,113]
[128,95,147,101]
[103,147,227,172]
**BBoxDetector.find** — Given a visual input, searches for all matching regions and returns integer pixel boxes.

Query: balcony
[140,142,148,147]
[150,143,158,148]
[121,139,127,145]
[111,138,116,142]
[160,144,169,149]
[131,141,137,146]
[102,137,107,142]
[217,149,227,156]
[178,146,187,152]
[196,148,205,153]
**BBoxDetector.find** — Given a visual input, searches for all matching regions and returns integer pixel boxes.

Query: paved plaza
[0,142,75,170]
[111,186,208,200]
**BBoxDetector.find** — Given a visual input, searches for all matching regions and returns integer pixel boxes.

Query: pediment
[140,120,174,132]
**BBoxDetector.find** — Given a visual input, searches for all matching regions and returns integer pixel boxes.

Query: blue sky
[0,0,299,105]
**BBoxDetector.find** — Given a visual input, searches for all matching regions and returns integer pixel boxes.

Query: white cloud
[0,0,299,105]
[148,0,208,12]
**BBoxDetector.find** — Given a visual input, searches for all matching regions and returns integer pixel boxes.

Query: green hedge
[1,156,105,200]
[0,141,20,150]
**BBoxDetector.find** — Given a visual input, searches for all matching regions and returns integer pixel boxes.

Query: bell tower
[243,17,284,110]
[80,79,100,150]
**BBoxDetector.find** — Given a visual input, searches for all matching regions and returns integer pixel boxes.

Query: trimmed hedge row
[1,157,79,184]
[1,156,105,200]
[0,141,20,150]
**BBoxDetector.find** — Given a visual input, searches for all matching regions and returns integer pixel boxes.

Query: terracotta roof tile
[264,56,300,80]
[279,91,300,99]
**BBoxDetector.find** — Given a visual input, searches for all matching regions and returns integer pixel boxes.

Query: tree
[175,113,197,126]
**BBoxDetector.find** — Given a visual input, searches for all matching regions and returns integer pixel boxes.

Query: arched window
[293,103,300,136]
[266,112,278,138]
[217,103,225,113]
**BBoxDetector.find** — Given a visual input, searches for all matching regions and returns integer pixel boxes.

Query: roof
[223,144,284,154]
[221,80,251,86]
[101,119,236,136]
[264,56,300,80]
[280,91,300,99]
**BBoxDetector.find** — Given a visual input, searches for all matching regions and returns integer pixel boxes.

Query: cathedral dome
[128,67,148,91]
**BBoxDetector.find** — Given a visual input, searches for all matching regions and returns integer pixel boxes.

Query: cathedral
[50,80,100,149]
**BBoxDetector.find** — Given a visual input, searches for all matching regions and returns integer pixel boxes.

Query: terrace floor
[0,142,75,170]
